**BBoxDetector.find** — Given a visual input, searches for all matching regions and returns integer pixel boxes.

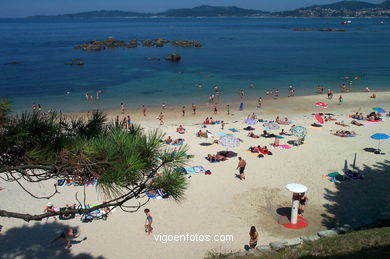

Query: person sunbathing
[369,93,376,98]
[165,136,173,144]
[259,146,272,155]
[176,125,185,133]
[275,116,282,124]
[335,121,348,127]
[62,204,76,220]
[351,120,363,126]
[333,130,356,137]
[283,117,289,124]
[173,138,183,145]
[197,130,207,138]
[249,146,261,153]
[387,112,390,117]
[204,117,210,124]
[212,139,220,144]
[279,129,288,135]
[209,117,215,124]
[311,122,322,127]
[351,112,359,119]
[262,130,275,138]
[247,132,259,138]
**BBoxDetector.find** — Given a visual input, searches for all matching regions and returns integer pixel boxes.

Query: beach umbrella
[219,135,240,149]
[373,107,385,113]
[286,183,308,193]
[263,121,280,131]
[370,133,390,153]
[315,102,328,108]
[291,126,307,138]
[245,118,257,125]
[315,113,324,124]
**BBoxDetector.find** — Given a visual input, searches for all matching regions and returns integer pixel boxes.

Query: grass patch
[207,227,390,259]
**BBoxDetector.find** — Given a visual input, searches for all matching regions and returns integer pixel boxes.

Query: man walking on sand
[236,157,246,180]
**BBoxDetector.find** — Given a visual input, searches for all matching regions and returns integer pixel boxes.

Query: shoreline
[67,90,390,125]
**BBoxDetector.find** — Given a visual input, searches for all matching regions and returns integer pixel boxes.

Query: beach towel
[364,122,380,126]
[325,172,345,182]
[177,166,206,174]
[309,126,322,130]
[171,140,184,146]
[271,144,292,150]
[247,150,260,156]
[146,189,166,199]
[228,128,239,132]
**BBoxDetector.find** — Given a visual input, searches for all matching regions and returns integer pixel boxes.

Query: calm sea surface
[0,18,389,112]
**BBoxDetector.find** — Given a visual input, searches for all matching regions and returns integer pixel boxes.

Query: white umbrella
[286,184,308,193]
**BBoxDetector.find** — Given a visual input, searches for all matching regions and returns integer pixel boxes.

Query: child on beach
[144,209,153,235]
[249,226,259,249]
[44,202,57,221]
[51,227,80,248]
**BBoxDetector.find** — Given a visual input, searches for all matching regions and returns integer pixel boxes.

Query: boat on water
[341,20,352,24]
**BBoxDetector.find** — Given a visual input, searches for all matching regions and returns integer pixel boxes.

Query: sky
[0,0,385,18]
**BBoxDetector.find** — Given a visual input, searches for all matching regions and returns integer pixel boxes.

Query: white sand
[1,91,390,259]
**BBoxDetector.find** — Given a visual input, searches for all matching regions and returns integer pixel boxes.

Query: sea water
[0,17,389,112]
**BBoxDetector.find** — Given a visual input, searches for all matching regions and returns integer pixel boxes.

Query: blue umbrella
[373,107,385,113]
[370,133,389,153]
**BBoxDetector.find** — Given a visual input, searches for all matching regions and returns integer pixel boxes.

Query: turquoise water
[0,18,390,112]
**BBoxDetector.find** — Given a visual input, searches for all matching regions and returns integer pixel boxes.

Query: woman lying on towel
[335,121,349,127]
[276,116,290,125]
[279,129,292,136]
[165,136,183,145]
[332,130,356,137]
[197,130,212,138]
[206,154,227,162]
[366,112,381,121]
[249,146,272,155]
[261,130,275,138]
[247,132,260,138]
[324,115,336,121]
[176,125,186,134]
[351,120,364,126]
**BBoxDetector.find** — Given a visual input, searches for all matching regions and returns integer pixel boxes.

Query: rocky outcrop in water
[79,37,202,51]
[291,28,346,32]
[165,53,181,62]
[65,59,84,66]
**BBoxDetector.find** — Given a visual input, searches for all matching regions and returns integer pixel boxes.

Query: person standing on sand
[44,202,57,221]
[142,105,147,116]
[161,103,166,110]
[239,89,245,99]
[159,112,164,125]
[274,89,279,98]
[89,94,93,104]
[214,105,218,114]
[144,209,153,235]
[257,97,262,108]
[298,193,308,216]
[221,121,225,130]
[127,116,131,128]
[236,157,246,180]
[182,106,186,117]
[51,227,80,248]
[227,104,230,115]
[115,115,119,128]
[339,95,343,104]
[249,226,259,249]
[85,92,89,102]
[192,104,196,114]
[120,103,125,114]
[239,102,244,111]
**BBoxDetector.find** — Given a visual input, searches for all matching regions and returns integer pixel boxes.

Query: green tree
[0,108,189,221]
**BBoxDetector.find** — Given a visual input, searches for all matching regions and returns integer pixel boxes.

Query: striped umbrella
[219,135,240,148]
[291,126,307,138]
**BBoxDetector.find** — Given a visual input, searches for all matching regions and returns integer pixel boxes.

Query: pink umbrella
[315,102,328,108]
[315,113,324,124]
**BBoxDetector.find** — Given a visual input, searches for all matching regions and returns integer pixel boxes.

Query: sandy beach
[1,91,390,259]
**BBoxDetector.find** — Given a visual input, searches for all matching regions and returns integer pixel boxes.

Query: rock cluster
[79,37,202,51]
[65,59,84,66]
[165,53,181,62]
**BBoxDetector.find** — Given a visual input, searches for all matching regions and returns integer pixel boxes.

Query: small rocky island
[291,28,346,32]
[65,59,84,66]
[79,37,202,51]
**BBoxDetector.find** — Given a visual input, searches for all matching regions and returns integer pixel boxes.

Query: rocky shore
[79,37,202,51]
